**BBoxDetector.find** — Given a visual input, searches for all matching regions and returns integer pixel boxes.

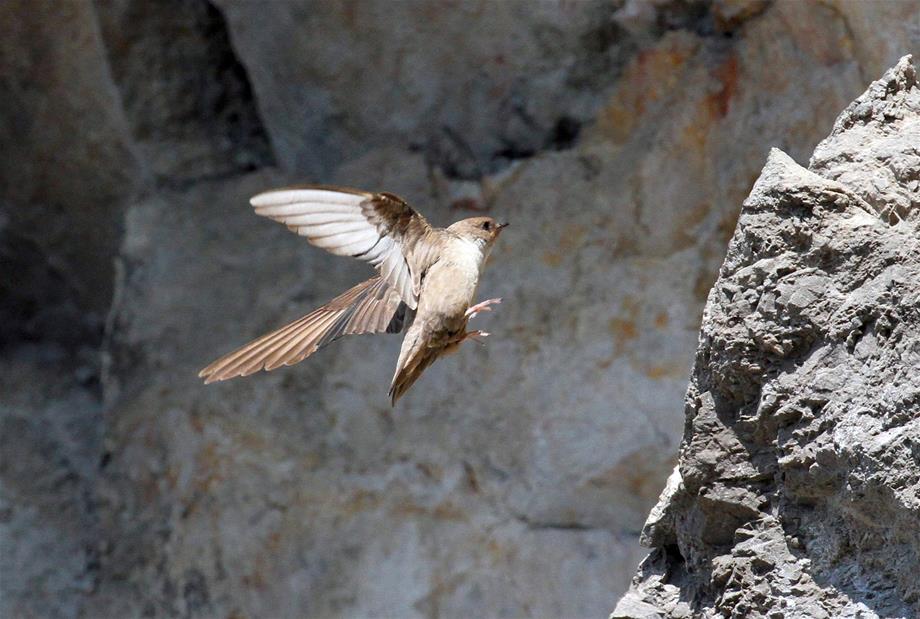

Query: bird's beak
[496,222,510,231]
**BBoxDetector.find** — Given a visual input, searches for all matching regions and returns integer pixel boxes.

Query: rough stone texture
[214,0,632,178]
[215,0,920,181]
[0,0,143,346]
[614,56,920,619]
[1,1,918,618]
[95,0,274,183]
[0,346,104,619]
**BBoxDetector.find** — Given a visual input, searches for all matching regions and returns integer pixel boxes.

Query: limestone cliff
[614,55,920,619]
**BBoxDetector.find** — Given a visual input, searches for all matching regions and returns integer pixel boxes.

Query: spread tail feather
[200,276,408,383]
[388,325,441,406]
[388,343,441,406]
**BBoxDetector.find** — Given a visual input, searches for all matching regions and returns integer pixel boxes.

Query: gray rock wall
[0,0,144,345]
[613,55,920,619]
[1,1,917,618]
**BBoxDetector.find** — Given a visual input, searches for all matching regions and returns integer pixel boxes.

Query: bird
[198,185,507,404]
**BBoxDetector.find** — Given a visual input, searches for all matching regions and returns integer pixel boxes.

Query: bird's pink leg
[444,298,500,353]
[446,330,489,353]
[465,297,502,321]
[465,330,490,344]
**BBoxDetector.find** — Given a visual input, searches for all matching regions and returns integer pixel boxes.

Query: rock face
[0,0,143,345]
[1,1,918,618]
[95,0,274,182]
[614,56,920,619]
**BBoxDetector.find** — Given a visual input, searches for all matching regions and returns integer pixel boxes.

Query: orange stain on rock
[544,223,588,267]
[190,413,205,434]
[608,318,638,343]
[679,53,739,154]
[671,201,713,251]
[542,251,564,267]
[393,500,467,522]
[654,312,669,328]
[643,363,682,380]
[608,296,641,354]
[597,42,694,143]
[599,102,639,144]
[706,54,739,120]
[193,442,226,495]
[681,104,713,152]
[559,223,587,252]
[432,501,467,521]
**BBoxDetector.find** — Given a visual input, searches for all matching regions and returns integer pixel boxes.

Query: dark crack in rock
[613,55,920,619]
[96,0,275,183]
[213,0,640,179]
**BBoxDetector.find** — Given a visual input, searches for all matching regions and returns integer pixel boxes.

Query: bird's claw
[465,297,502,320]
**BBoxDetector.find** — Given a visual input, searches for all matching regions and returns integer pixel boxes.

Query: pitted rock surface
[614,56,920,619]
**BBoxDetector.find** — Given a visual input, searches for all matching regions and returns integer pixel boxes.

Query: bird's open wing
[250,186,430,308]
[199,277,412,383]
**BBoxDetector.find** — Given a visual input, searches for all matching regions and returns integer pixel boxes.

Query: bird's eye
[482,221,491,230]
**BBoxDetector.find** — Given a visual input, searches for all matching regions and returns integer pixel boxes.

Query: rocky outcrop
[613,55,920,619]
[1,1,918,618]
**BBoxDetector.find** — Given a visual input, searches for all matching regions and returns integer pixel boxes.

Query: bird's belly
[417,262,479,335]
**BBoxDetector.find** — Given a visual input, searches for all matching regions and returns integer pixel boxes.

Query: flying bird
[199,185,507,404]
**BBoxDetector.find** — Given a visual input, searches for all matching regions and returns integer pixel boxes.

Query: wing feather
[249,185,430,308]
[263,310,342,371]
[250,188,363,206]
[208,311,320,379]
[254,204,361,218]
[300,221,377,238]
[280,213,366,227]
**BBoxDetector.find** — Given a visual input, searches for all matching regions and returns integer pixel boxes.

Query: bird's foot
[465,297,502,320]
[463,330,490,346]
[448,329,490,349]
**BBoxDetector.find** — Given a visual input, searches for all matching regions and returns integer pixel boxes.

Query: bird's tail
[388,336,442,406]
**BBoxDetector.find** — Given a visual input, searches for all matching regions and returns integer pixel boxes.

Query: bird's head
[448,217,509,250]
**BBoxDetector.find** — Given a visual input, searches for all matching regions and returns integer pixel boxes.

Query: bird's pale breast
[417,236,484,327]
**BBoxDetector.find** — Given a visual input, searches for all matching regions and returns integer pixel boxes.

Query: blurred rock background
[0,1,916,617]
